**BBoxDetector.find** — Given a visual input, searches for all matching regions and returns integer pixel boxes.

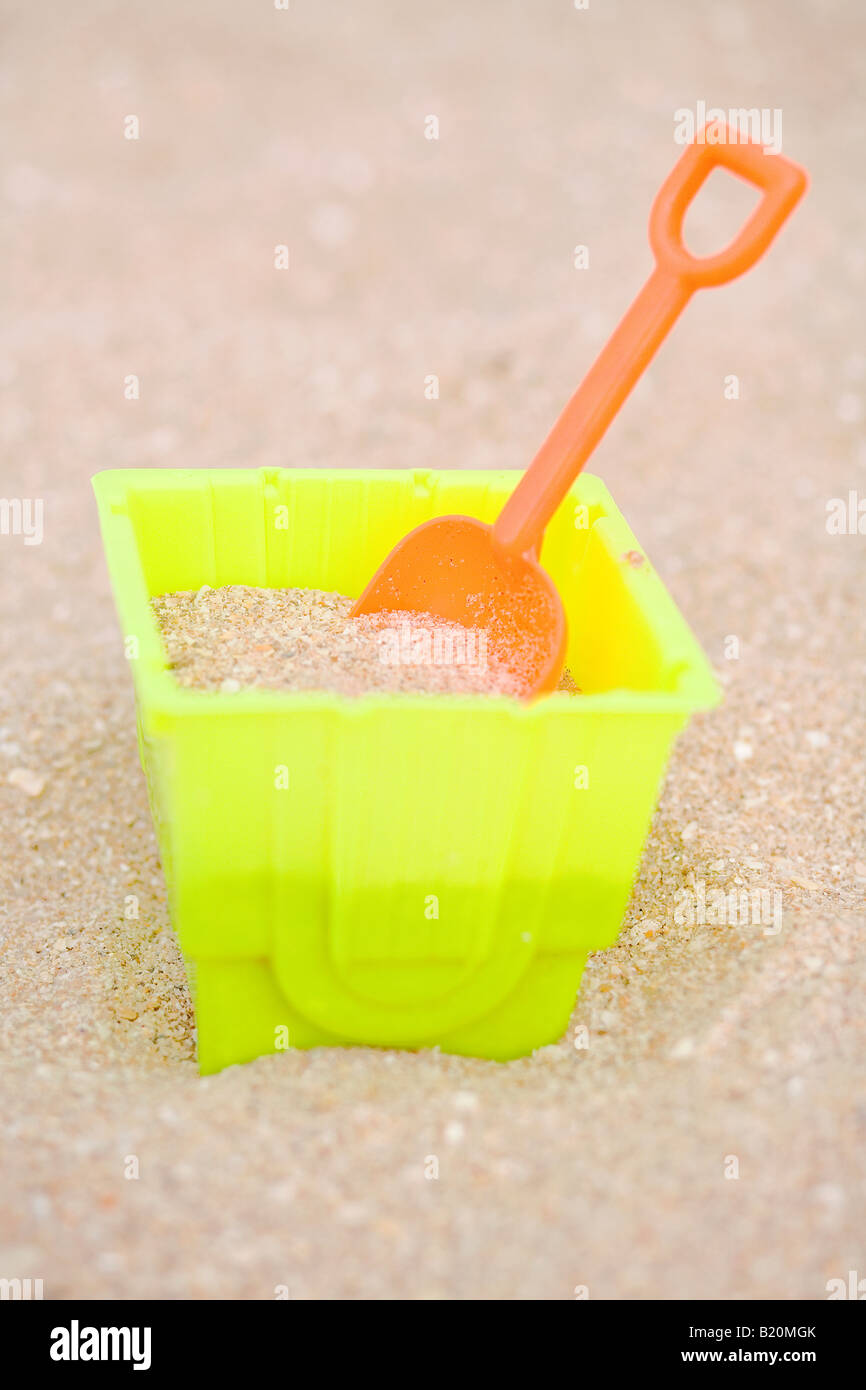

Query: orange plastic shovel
[352,124,808,697]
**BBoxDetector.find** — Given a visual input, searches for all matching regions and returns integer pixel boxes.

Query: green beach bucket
[92,467,719,1072]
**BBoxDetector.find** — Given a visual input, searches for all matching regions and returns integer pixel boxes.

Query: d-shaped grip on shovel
[649,121,809,286]
[493,122,809,557]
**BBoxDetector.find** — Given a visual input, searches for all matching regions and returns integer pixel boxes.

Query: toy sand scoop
[351,123,808,698]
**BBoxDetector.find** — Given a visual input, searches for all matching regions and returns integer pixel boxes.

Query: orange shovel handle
[493,123,808,557]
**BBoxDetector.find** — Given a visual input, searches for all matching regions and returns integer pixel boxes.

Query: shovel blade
[350,516,567,698]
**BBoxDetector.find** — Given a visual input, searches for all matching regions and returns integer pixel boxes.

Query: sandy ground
[1,0,864,1299]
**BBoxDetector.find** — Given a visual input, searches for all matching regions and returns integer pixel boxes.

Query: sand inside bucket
[151,585,580,698]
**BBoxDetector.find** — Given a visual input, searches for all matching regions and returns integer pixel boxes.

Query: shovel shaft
[493,266,690,556]
[494,124,808,558]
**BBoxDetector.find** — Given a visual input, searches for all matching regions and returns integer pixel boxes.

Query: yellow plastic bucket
[92,467,719,1072]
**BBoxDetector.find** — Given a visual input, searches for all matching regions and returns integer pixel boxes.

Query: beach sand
[1,0,864,1299]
